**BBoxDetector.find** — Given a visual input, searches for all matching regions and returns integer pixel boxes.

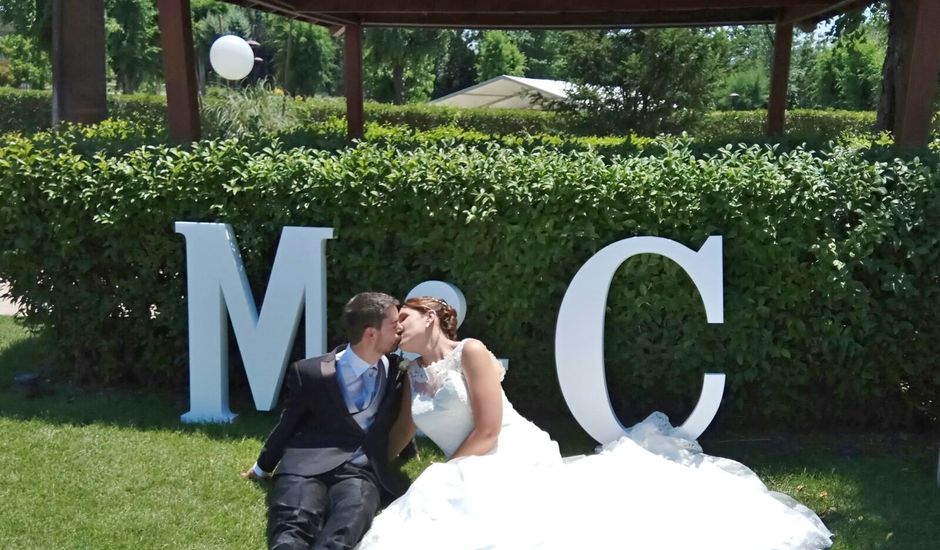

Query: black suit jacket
[256,345,408,499]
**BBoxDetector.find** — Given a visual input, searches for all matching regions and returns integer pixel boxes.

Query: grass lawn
[1,315,938,549]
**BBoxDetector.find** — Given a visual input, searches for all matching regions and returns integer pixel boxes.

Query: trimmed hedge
[7,117,648,158]
[0,87,169,135]
[298,96,557,134]
[698,110,879,144]
[6,87,939,146]
[0,88,50,133]
[0,87,555,137]
[1,132,938,431]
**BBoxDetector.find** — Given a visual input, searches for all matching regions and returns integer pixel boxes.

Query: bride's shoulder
[458,339,504,380]
[458,338,489,357]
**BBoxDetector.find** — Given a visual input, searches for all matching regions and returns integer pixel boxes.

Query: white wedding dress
[357,340,833,550]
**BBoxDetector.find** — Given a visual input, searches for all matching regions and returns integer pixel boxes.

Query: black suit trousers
[267,462,381,550]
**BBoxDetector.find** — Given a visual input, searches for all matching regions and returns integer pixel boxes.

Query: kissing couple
[245,291,833,549]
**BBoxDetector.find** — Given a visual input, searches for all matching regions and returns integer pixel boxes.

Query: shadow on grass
[701,436,940,550]
[0,317,275,442]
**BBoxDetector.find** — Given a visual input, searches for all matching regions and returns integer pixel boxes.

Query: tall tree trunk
[876,0,906,132]
[51,0,108,125]
[392,64,405,104]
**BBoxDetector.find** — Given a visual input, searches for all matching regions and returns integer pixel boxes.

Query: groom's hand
[241,467,260,480]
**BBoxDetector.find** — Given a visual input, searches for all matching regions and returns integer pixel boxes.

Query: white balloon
[209,35,255,81]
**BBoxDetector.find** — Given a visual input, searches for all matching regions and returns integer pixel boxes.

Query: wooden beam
[284,0,840,12]
[895,0,940,151]
[781,0,873,25]
[234,0,356,26]
[344,25,364,140]
[157,0,201,143]
[349,9,781,28]
[51,0,108,125]
[222,0,870,29]
[767,21,793,137]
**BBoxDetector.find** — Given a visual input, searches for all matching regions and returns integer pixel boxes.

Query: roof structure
[430,75,572,109]
[155,0,940,150]
[221,0,869,29]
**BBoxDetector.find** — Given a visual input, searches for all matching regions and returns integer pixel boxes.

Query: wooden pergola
[155,0,940,149]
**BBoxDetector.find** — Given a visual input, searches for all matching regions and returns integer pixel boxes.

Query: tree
[814,28,884,110]
[104,0,161,94]
[508,30,568,80]
[432,30,477,99]
[363,28,444,104]
[787,31,824,108]
[262,16,339,96]
[551,29,729,135]
[0,32,51,88]
[0,0,52,52]
[475,31,526,81]
[873,0,937,133]
[0,0,52,87]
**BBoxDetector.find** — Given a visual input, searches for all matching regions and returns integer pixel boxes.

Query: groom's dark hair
[341,292,400,344]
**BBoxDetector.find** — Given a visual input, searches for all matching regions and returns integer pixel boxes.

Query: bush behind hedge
[0,87,169,135]
[6,87,938,147]
[1,134,938,431]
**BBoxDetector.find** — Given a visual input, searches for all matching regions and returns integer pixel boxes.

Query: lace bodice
[407,340,558,462]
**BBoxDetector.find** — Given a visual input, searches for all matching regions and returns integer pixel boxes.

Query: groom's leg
[267,474,329,550]
[314,464,381,550]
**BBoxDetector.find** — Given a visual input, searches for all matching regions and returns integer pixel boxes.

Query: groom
[243,292,410,549]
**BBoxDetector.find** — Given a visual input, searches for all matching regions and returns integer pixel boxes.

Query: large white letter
[555,236,724,444]
[176,222,333,423]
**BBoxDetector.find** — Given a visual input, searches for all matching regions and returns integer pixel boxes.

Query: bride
[358,296,833,549]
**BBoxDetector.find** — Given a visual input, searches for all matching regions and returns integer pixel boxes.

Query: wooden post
[157,0,201,143]
[344,25,365,140]
[767,21,793,137]
[51,0,108,125]
[895,0,940,151]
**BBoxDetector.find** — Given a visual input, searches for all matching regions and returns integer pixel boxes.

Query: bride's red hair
[403,296,458,340]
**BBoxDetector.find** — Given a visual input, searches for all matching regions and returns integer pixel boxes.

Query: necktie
[357,365,378,410]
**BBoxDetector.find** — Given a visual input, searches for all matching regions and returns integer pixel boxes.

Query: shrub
[0,87,51,134]
[696,109,879,146]
[3,87,939,145]
[1,135,938,431]
[0,87,168,135]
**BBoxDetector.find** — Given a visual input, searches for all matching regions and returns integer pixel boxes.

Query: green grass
[1,316,938,549]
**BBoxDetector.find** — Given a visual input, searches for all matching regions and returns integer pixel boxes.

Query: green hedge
[294,96,558,134]
[1,131,938,431]
[698,110,877,144]
[0,88,49,133]
[8,87,940,146]
[0,87,169,135]
[0,87,556,137]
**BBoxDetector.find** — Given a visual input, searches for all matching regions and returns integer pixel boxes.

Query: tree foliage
[475,31,526,81]
[814,28,884,110]
[432,30,477,99]
[0,33,50,88]
[550,29,730,135]
[363,28,445,104]
[0,0,932,136]
[104,0,161,94]
[261,16,338,96]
